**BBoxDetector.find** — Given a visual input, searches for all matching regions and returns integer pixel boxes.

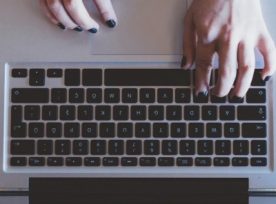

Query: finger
[63,0,99,33]
[194,42,216,95]
[94,0,117,28]
[182,8,196,69]
[232,42,256,98]
[258,32,276,81]
[40,0,60,25]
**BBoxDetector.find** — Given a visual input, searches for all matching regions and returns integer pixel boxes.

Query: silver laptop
[0,0,276,196]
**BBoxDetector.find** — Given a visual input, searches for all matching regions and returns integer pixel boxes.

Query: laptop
[0,0,276,202]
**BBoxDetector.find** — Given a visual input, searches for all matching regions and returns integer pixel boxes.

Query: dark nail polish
[264,76,271,82]
[57,23,66,30]
[106,20,117,28]
[73,26,83,32]
[198,91,209,97]
[88,28,98,34]
[181,56,187,68]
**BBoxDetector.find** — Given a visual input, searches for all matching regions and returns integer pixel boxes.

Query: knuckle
[64,0,78,10]
[47,0,60,8]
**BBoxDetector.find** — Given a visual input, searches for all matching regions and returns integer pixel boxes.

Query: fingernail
[181,56,187,68]
[197,91,209,97]
[264,76,271,82]
[57,23,66,30]
[73,26,83,32]
[106,19,117,28]
[88,28,98,34]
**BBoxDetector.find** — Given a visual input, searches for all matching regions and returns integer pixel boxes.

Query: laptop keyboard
[8,68,269,168]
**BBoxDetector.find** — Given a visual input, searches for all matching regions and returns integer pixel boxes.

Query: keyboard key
[78,106,93,120]
[47,157,64,166]
[11,106,23,124]
[153,123,168,138]
[37,140,53,155]
[11,123,26,138]
[65,69,80,86]
[96,106,111,121]
[82,123,97,138]
[12,69,27,78]
[91,140,106,155]
[214,158,230,167]
[121,157,138,166]
[10,157,27,166]
[238,106,266,120]
[109,140,124,155]
[166,106,182,120]
[224,123,240,138]
[113,106,129,121]
[202,106,217,121]
[122,89,138,103]
[64,123,80,138]
[60,106,76,120]
[171,123,186,138]
[11,140,35,155]
[177,157,193,166]
[117,123,133,138]
[140,157,156,166]
[126,140,142,155]
[55,140,71,155]
[149,106,164,120]
[246,89,266,103]
[158,89,173,103]
[233,140,249,155]
[29,157,45,166]
[42,106,58,120]
[195,157,211,166]
[220,106,235,121]
[47,123,62,138]
[140,88,155,103]
[144,140,160,155]
[194,92,208,103]
[135,123,151,138]
[198,140,213,155]
[29,123,44,138]
[87,89,102,103]
[206,123,222,138]
[103,157,119,166]
[242,123,266,138]
[105,89,120,103]
[251,140,267,155]
[251,158,267,167]
[69,89,84,103]
[84,157,100,166]
[29,69,45,86]
[215,140,231,155]
[47,69,62,78]
[229,96,244,104]
[73,140,88,155]
[175,89,191,103]
[82,69,102,86]
[188,123,204,138]
[211,95,227,103]
[251,70,266,86]
[131,106,147,120]
[232,157,248,167]
[25,106,40,121]
[158,157,174,166]
[184,106,200,121]
[66,157,82,166]
[51,89,67,103]
[180,140,195,155]
[162,140,177,155]
[12,88,49,103]
[100,123,115,138]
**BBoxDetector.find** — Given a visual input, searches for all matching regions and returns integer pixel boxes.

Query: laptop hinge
[29,178,249,204]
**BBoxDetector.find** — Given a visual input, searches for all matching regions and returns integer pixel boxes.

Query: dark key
[224,123,240,138]
[29,123,44,138]
[184,106,200,121]
[10,157,27,166]
[105,89,120,103]
[202,106,217,120]
[162,140,177,155]
[126,140,142,155]
[229,96,244,104]
[82,69,102,86]
[46,123,62,138]
[175,89,191,103]
[100,123,115,138]
[251,70,266,86]
[42,106,58,120]
[158,157,174,166]
[144,140,160,155]
[84,157,100,166]
[12,69,27,78]
[12,88,49,103]
[206,123,222,138]
[220,106,235,121]
[177,157,193,166]
[69,88,84,103]
[167,106,182,120]
[113,106,129,121]
[242,123,266,138]
[215,140,231,155]
[55,140,71,155]
[73,140,88,155]
[29,69,45,86]
[140,89,155,103]
[233,140,249,155]
[47,157,64,166]
[91,140,106,155]
[121,157,138,166]
[211,95,227,103]
[29,157,45,166]
[11,106,22,124]
[87,89,102,103]
[149,106,164,120]
[251,140,267,155]
[246,89,266,103]
[11,140,35,155]
[37,140,53,155]
[47,69,62,78]
[131,106,147,120]
[232,157,248,167]
[96,106,111,121]
[64,123,80,138]
[11,123,26,138]
[194,92,209,103]
[118,123,133,138]
[158,89,173,103]
[198,140,213,155]
[51,89,67,103]
[109,140,124,155]
[25,106,40,121]
[180,140,195,155]
[238,106,266,120]
[65,69,80,86]
[105,69,191,86]
[195,157,211,166]
[214,158,230,167]
[251,158,267,167]
[66,157,82,166]
[140,157,156,166]
[171,123,186,138]
[60,106,75,120]
[153,123,168,138]
[188,123,204,138]
[78,106,93,120]
[135,123,151,138]
[122,89,138,103]
[82,123,97,138]
[103,157,119,166]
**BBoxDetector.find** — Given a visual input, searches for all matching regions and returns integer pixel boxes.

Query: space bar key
[11,88,49,103]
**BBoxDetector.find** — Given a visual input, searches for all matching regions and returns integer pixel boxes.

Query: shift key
[12,88,49,103]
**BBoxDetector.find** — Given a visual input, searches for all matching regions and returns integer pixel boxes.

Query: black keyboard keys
[158,89,173,103]
[60,106,75,120]
[82,69,102,86]
[246,89,266,103]
[47,69,62,78]
[140,89,155,103]
[184,106,200,121]
[65,69,80,86]
[144,140,160,155]
[96,106,111,121]
[113,106,128,121]
[12,88,49,103]
[12,69,27,78]
[69,89,84,103]
[122,89,138,103]
[251,140,267,155]
[25,106,40,121]
[242,123,266,138]
[233,140,249,155]
[51,89,67,103]
[87,89,102,103]
[149,106,164,120]
[108,140,124,155]
[105,89,120,103]
[11,140,35,155]
[238,106,266,120]
[29,69,45,86]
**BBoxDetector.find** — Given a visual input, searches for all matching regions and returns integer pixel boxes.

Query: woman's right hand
[40,0,117,33]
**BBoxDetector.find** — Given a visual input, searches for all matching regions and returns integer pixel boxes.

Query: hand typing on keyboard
[40,0,117,33]
[182,0,276,98]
